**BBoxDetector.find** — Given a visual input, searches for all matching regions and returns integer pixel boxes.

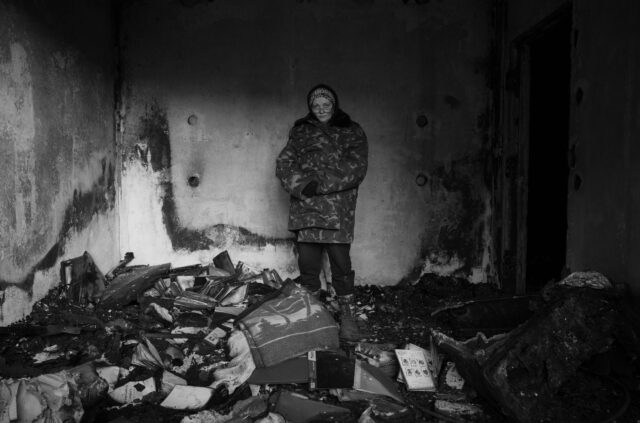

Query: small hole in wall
[188,114,198,125]
[188,175,200,187]
[573,174,582,191]
[415,173,428,186]
[416,115,428,128]
[575,88,584,105]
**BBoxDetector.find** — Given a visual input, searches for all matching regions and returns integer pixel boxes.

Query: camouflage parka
[276,111,368,243]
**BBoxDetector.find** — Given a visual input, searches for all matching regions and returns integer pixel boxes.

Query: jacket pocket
[288,197,340,231]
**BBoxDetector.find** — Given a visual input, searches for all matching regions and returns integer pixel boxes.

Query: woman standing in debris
[276,83,368,342]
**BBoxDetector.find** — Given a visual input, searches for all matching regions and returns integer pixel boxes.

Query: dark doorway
[525,16,571,291]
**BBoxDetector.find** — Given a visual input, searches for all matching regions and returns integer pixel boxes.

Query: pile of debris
[1,252,639,423]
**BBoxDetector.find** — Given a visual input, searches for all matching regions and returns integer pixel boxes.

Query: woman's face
[311,97,334,123]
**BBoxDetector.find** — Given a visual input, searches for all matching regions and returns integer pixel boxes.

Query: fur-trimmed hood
[293,108,353,128]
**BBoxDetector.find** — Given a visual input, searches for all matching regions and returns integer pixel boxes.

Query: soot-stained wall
[119,0,494,285]
[506,0,640,295]
[567,0,640,294]
[0,1,118,324]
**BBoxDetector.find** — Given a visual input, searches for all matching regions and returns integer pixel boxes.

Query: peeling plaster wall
[120,0,493,285]
[507,0,640,295]
[0,1,118,324]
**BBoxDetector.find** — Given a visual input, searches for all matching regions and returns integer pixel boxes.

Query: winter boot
[337,294,366,342]
[310,288,329,303]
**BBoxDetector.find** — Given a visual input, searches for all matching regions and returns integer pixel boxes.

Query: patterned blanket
[236,282,339,368]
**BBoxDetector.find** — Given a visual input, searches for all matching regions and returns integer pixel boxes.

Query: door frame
[495,2,572,294]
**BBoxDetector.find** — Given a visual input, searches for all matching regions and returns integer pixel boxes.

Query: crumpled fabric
[0,371,84,423]
[210,330,256,395]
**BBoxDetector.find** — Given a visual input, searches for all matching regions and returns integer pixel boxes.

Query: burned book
[166,280,185,297]
[168,263,207,278]
[219,283,248,306]
[199,276,237,297]
[174,291,217,311]
[104,252,135,281]
[311,351,355,389]
[212,250,236,275]
[261,269,284,290]
[354,360,404,403]
[100,263,171,308]
[395,348,435,391]
[247,351,354,388]
[202,281,248,305]
[395,340,442,391]
[235,261,262,283]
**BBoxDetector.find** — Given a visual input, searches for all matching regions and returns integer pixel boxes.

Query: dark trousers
[297,242,354,296]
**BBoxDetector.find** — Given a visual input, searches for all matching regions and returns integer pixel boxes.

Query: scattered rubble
[1,252,639,423]
[432,273,640,422]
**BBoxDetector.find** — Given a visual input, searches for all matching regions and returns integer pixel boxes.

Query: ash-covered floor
[0,252,638,423]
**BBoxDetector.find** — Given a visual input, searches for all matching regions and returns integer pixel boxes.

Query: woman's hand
[301,180,319,197]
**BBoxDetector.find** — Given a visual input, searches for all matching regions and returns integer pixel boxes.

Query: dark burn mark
[402,155,487,283]
[161,181,215,251]
[208,225,293,249]
[138,103,292,252]
[443,95,461,109]
[139,104,214,251]
[0,160,116,293]
[0,242,63,293]
[139,103,171,173]
[432,157,485,269]
[113,0,127,140]
[236,226,292,247]
[62,185,114,235]
[475,109,494,189]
